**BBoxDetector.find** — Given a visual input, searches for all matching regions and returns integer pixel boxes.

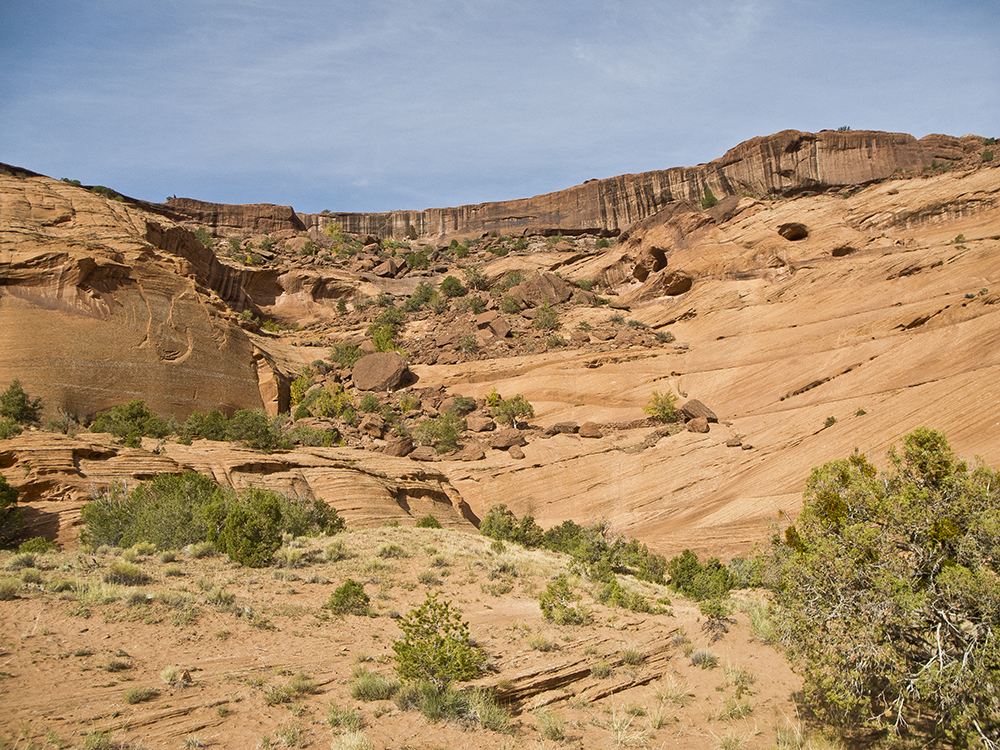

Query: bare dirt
[1,528,803,750]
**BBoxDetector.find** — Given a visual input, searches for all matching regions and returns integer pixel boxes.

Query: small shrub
[417,569,441,585]
[643,391,679,423]
[620,647,644,666]
[359,393,380,413]
[532,303,560,331]
[690,648,719,669]
[326,579,370,616]
[124,685,158,704]
[192,227,213,247]
[590,659,612,678]
[0,577,19,600]
[225,409,284,452]
[89,399,170,444]
[439,275,467,298]
[415,514,442,529]
[491,394,534,427]
[327,703,364,732]
[536,709,565,740]
[527,632,556,652]
[0,380,43,424]
[412,412,466,453]
[392,593,485,689]
[500,295,521,314]
[983,150,994,162]
[539,574,589,625]
[104,561,149,586]
[350,668,399,701]
[0,473,22,547]
[654,330,676,343]
[463,267,489,291]
[824,415,837,428]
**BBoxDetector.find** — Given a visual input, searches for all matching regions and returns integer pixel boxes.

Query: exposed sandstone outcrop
[161,198,306,236]
[288,130,954,240]
[0,431,474,545]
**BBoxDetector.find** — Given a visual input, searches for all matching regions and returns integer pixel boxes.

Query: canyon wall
[290,130,949,240]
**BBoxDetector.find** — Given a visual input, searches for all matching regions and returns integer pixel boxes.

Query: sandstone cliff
[288,130,964,240]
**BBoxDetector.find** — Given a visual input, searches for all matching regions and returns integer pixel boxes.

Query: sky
[1,1,997,214]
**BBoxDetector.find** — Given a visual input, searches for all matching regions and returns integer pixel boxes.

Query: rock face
[291,130,947,240]
[0,176,272,421]
[160,198,306,236]
[351,352,409,392]
[0,432,475,545]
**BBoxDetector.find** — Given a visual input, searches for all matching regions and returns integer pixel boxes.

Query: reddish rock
[579,422,602,438]
[680,399,718,423]
[295,130,934,240]
[408,446,439,462]
[489,317,512,339]
[373,257,405,277]
[359,414,385,438]
[456,442,486,461]
[725,436,743,448]
[510,272,574,307]
[548,422,579,434]
[508,445,525,460]
[466,414,496,433]
[352,352,408,392]
[489,429,527,450]
[382,436,414,457]
[687,417,710,433]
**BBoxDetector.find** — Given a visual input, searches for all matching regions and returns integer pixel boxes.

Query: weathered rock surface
[680,399,718,423]
[350,352,408,392]
[0,432,474,545]
[291,130,953,240]
[159,198,306,236]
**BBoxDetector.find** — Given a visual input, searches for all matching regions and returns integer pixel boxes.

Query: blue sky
[2,1,997,213]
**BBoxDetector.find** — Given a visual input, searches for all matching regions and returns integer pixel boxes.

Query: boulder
[466,414,496,433]
[359,414,385,439]
[382,436,414,457]
[680,399,718,423]
[687,417,710,433]
[510,272,574,308]
[455,442,486,461]
[351,352,409,392]
[508,445,525,460]
[488,317,512,339]
[489,429,527,450]
[618,269,693,306]
[373,257,406,277]
[579,422,602,438]
[725,436,743,448]
[548,422,579,435]
[408,446,439,462]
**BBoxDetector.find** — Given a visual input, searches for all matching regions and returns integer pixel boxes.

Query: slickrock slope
[412,161,1000,557]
